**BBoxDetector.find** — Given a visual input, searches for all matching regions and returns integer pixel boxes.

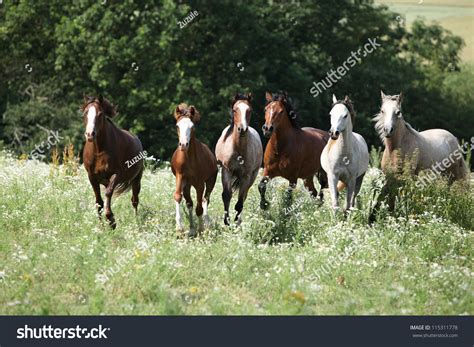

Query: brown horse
[81,95,144,229]
[259,91,329,209]
[171,103,218,236]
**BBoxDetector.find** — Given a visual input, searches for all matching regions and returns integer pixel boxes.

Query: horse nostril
[335,130,340,136]
[262,125,267,131]
[91,131,96,137]
[269,126,274,132]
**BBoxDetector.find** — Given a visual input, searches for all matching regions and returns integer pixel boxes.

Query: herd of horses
[81,91,467,234]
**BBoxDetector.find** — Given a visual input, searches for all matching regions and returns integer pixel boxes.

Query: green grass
[0,152,473,315]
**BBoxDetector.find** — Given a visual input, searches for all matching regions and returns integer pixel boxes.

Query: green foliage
[0,1,472,163]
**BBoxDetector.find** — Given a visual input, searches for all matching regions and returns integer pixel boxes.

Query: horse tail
[113,165,144,197]
[337,181,346,192]
[231,175,240,192]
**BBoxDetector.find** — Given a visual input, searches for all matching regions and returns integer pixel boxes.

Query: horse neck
[87,120,112,153]
[273,116,297,143]
[337,121,354,154]
[186,132,200,161]
[384,120,415,153]
[232,124,249,153]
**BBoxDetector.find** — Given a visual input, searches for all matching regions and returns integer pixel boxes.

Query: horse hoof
[108,220,117,229]
[260,200,270,210]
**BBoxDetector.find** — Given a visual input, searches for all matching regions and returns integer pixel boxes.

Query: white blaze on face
[86,105,97,138]
[177,117,194,147]
[381,100,399,133]
[236,102,250,131]
[330,103,349,133]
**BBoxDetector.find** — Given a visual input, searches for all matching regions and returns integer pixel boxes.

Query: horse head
[81,94,117,142]
[174,103,201,151]
[376,91,404,139]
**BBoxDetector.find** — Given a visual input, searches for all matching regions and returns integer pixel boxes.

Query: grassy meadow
[0,150,473,315]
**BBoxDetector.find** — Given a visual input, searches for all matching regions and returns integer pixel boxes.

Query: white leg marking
[175,201,183,231]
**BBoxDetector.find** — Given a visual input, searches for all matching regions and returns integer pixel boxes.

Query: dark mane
[266,91,301,129]
[332,97,355,126]
[224,93,252,140]
[81,95,118,118]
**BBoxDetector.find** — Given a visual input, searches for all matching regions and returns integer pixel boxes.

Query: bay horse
[171,103,218,236]
[321,95,369,211]
[81,95,144,229]
[375,91,467,180]
[215,93,263,226]
[259,91,329,209]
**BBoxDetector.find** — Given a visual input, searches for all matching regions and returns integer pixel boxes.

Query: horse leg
[183,184,194,235]
[345,178,356,212]
[352,173,365,208]
[328,174,339,211]
[131,169,143,215]
[234,176,252,226]
[203,170,217,227]
[104,174,119,229]
[303,177,318,199]
[194,183,205,236]
[284,180,297,206]
[258,175,270,210]
[89,176,104,217]
[174,174,184,234]
[317,170,328,201]
[221,168,233,226]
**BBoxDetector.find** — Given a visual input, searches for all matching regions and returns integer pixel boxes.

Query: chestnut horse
[215,93,263,226]
[82,95,144,229]
[171,103,218,236]
[259,92,329,209]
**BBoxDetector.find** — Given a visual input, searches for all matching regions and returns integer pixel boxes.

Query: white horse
[321,95,369,211]
[375,91,467,181]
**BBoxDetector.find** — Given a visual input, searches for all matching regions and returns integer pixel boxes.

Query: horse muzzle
[237,126,248,137]
[329,130,340,140]
[262,124,274,138]
[85,131,96,142]
[179,142,189,151]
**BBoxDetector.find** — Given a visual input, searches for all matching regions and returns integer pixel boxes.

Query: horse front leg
[345,178,356,212]
[258,175,270,210]
[194,183,205,236]
[105,174,118,229]
[221,168,233,226]
[174,174,184,235]
[328,174,339,211]
[284,180,297,207]
[235,176,252,226]
[88,176,104,217]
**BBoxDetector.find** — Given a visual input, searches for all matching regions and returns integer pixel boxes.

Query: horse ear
[189,106,201,124]
[247,92,252,101]
[380,90,386,100]
[265,92,273,103]
[332,94,338,104]
[83,93,88,103]
[98,94,104,103]
[174,106,181,121]
[398,92,403,103]
[344,95,350,103]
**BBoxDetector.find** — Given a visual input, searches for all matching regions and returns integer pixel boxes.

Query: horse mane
[332,97,356,126]
[174,103,201,123]
[266,91,301,129]
[81,95,118,118]
[224,93,252,141]
[373,94,418,141]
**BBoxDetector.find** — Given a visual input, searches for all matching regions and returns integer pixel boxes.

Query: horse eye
[395,110,401,116]
[344,114,348,118]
